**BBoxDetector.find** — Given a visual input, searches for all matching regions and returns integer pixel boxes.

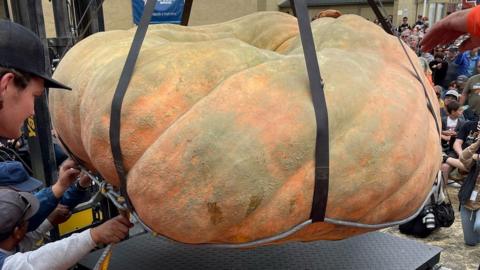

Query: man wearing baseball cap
[457,74,469,88]
[461,75,480,117]
[446,89,461,98]
[0,20,133,269]
[0,20,71,89]
[0,19,70,139]
[0,188,132,270]
[0,189,40,267]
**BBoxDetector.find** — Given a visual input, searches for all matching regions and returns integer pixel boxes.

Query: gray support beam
[51,0,73,60]
[52,0,70,37]
[0,0,8,19]
[88,0,105,33]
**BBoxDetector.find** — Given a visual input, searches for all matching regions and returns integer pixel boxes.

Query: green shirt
[463,74,480,114]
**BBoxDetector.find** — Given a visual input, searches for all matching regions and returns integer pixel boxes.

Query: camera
[422,206,436,229]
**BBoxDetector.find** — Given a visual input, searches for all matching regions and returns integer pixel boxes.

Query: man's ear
[0,73,14,97]
[12,222,28,241]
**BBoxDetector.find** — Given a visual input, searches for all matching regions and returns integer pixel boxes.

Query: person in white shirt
[0,189,132,270]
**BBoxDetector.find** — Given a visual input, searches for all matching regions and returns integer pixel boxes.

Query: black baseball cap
[0,20,71,90]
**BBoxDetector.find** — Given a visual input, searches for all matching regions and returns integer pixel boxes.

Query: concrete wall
[39,0,281,36]
[41,0,55,37]
[8,0,458,36]
[188,0,279,25]
[188,0,258,26]
[393,0,456,26]
[280,4,394,21]
[394,0,419,25]
[103,0,135,30]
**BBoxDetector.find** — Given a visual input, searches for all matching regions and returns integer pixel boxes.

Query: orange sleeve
[467,6,480,37]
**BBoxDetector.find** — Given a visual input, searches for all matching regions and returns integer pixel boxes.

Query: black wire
[397,35,441,136]
[58,0,106,61]
[371,0,440,136]
[0,147,33,174]
[0,149,13,162]
[74,0,106,42]
[74,0,96,34]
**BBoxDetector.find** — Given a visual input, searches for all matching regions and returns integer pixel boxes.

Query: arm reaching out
[421,7,480,52]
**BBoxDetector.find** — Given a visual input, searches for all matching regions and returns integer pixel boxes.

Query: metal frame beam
[181,0,193,25]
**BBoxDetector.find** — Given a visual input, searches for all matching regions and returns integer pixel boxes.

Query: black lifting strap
[109,0,156,211]
[290,0,329,222]
[367,0,441,137]
[367,0,394,35]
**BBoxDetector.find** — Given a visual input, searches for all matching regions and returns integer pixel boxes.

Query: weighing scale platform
[77,231,441,270]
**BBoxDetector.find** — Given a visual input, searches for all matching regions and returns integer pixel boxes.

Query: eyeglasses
[15,194,31,226]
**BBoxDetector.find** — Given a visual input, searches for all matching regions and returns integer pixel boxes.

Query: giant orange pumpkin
[49,12,441,245]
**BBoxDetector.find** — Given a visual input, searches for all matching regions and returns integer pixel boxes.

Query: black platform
[77,231,441,270]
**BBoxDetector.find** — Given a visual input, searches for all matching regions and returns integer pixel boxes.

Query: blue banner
[132,0,185,25]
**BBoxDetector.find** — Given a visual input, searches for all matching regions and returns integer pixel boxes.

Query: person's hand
[90,216,133,245]
[442,130,455,136]
[47,204,72,225]
[52,159,80,198]
[421,8,471,52]
[441,135,452,141]
[460,36,480,51]
[78,172,92,189]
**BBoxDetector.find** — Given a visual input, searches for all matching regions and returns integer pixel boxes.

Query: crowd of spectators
[383,13,480,247]
[380,15,480,184]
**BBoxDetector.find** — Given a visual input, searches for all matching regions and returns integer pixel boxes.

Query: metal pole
[367,0,395,35]
[289,0,297,17]
[423,0,427,17]
[52,0,70,37]
[88,0,105,33]
[51,0,73,62]
[181,0,193,26]
[1,0,9,19]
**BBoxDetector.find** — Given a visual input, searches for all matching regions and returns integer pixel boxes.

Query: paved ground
[382,186,480,270]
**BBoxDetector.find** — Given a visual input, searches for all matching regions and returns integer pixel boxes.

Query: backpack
[399,171,455,237]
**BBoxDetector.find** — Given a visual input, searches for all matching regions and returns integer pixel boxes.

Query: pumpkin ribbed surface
[50,12,441,244]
